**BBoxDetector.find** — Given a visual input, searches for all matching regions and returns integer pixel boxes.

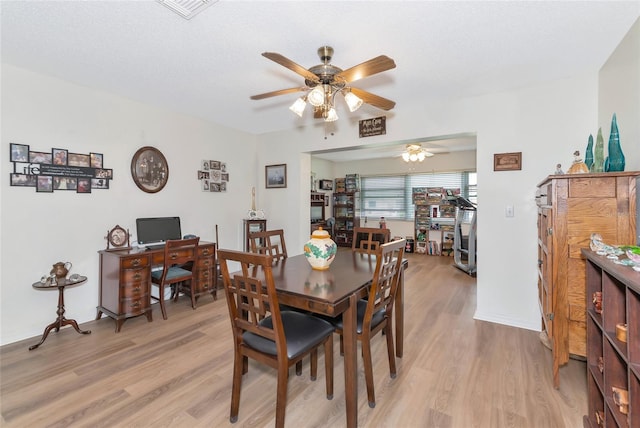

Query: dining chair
[248,229,287,263]
[352,226,391,254]
[218,249,335,428]
[330,238,405,408]
[150,237,200,320]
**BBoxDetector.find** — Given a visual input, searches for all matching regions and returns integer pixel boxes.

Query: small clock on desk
[105,225,130,251]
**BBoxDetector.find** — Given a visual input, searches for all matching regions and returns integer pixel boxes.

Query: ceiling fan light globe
[308,86,325,107]
[289,98,307,117]
[417,151,426,162]
[325,107,338,122]
[402,152,410,162]
[409,153,418,162]
[344,91,363,112]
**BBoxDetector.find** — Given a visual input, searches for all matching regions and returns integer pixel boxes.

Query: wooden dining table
[266,250,407,428]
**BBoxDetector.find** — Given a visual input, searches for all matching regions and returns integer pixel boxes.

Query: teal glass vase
[593,128,605,173]
[584,134,594,171]
[604,113,625,172]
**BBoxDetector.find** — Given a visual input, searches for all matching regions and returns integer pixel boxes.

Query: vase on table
[592,128,605,172]
[584,134,594,171]
[604,113,625,172]
[304,228,337,270]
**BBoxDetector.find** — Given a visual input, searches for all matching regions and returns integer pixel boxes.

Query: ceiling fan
[250,46,396,122]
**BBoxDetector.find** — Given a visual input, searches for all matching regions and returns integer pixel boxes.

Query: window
[361,171,476,221]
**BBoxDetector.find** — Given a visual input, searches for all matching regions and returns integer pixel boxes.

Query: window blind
[360,171,476,221]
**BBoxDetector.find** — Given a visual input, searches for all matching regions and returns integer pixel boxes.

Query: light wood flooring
[1,254,587,427]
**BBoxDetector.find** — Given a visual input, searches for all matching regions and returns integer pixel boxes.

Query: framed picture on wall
[265,164,287,189]
[319,179,333,191]
[130,146,169,193]
[494,152,522,171]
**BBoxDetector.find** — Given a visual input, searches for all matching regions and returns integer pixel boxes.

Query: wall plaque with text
[359,116,386,138]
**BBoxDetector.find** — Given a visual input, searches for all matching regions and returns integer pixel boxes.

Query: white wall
[264,72,599,332]
[0,65,257,345]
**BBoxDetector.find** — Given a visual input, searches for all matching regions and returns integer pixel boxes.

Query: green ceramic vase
[584,134,594,171]
[604,113,625,172]
[592,128,605,173]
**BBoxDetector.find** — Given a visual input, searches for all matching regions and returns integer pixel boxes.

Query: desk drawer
[121,267,149,284]
[120,295,149,316]
[122,256,150,269]
[198,245,215,258]
[197,255,214,270]
[121,281,148,298]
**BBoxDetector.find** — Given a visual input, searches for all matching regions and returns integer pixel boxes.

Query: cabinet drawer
[122,256,149,269]
[122,268,149,284]
[568,177,616,198]
[120,296,149,316]
[198,245,215,258]
[121,282,148,298]
[197,256,214,269]
[199,277,213,292]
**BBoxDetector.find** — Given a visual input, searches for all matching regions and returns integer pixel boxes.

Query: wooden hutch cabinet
[536,172,639,388]
[333,192,360,247]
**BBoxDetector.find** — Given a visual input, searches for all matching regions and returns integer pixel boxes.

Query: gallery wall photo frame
[494,152,522,171]
[265,164,287,189]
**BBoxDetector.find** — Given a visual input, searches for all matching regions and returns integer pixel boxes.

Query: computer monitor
[136,217,182,246]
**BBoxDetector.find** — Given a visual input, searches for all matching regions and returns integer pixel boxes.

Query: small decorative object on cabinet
[332,190,360,247]
[585,134,594,171]
[536,171,639,388]
[593,128,605,173]
[106,225,130,250]
[604,113,625,172]
[567,151,589,174]
[582,249,639,428]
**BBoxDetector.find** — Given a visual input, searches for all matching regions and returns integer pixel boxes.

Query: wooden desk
[29,275,91,350]
[97,242,216,332]
[256,251,407,428]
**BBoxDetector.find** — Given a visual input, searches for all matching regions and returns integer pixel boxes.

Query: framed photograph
[10,173,36,187]
[29,151,52,164]
[319,179,333,191]
[10,143,29,162]
[36,176,53,193]
[91,178,109,189]
[494,152,522,171]
[68,153,90,167]
[90,152,103,168]
[77,178,92,193]
[130,146,169,193]
[52,148,68,166]
[53,177,77,190]
[265,164,287,189]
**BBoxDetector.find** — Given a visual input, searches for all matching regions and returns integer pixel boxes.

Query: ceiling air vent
[157,0,218,20]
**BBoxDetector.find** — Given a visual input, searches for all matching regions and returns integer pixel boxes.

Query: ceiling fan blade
[334,55,396,83]
[250,87,307,100]
[262,52,320,83]
[349,87,396,110]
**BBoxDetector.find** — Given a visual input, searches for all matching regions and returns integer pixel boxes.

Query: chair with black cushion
[248,229,287,263]
[331,238,405,408]
[150,237,200,320]
[218,249,334,428]
[352,227,391,254]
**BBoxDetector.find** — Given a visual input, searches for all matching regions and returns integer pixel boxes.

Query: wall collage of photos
[9,143,112,193]
[197,159,229,192]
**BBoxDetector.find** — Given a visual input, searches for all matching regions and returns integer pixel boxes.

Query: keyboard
[145,244,166,251]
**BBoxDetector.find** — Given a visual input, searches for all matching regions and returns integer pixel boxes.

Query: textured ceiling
[2,1,638,160]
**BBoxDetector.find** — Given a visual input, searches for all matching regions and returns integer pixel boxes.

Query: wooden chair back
[158,237,200,281]
[248,229,288,263]
[352,227,391,254]
[217,249,285,361]
[364,238,405,329]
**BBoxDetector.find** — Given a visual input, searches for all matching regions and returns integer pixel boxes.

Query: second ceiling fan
[250,46,396,122]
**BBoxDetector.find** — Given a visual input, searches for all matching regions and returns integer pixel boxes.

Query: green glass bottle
[604,113,625,172]
[593,128,605,173]
[584,134,594,171]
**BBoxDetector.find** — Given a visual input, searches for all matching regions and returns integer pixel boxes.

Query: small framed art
[265,164,287,189]
[494,152,522,171]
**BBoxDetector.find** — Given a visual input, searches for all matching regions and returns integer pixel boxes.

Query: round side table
[29,275,91,350]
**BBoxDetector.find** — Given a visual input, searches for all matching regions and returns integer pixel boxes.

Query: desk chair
[218,249,334,428]
[352,227,391,254]
[150,237,200,320]
[248,229,287,263]
[327,238,405,408]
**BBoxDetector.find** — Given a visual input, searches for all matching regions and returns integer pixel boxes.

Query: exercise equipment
[452,196,477,276]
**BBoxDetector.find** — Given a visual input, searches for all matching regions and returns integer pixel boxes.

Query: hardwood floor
[1,254,587,427]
